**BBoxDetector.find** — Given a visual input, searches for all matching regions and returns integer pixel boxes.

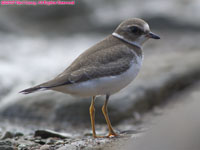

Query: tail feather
[19,86,45,94]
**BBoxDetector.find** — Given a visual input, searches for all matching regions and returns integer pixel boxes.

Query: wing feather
[40,44,135,88]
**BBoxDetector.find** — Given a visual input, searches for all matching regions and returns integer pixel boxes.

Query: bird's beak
[148,32,160,39]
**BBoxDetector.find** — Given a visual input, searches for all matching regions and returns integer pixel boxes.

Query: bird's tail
[19,85,47,94]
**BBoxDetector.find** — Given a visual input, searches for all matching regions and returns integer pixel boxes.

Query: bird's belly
[54,61,142,97]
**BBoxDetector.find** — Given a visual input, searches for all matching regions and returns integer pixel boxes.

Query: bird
[20,18,160,138]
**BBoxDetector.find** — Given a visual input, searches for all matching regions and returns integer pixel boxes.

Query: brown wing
[40,43,135,89]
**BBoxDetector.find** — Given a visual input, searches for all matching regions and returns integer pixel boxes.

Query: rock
[55,140,65,145]
[0,140,12,146]
[0,141,14,150]
[34,139,46,145]
[0,146,14,150]
[1,131,14,140]
[39,145,50,150]
[57,144,77,150]
[14,132,24,137]
[34,130,70,139]
[46,138,57,145]
[121,82,200,150]
[18,144,28,150]
[14,138,38,150]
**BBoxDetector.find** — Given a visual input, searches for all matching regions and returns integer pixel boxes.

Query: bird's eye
[129,26,142,34]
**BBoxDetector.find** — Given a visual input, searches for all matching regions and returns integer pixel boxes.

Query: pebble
[35,130,69,139]
[46,138,56,145]
[0,140,12,146]
[18,144,28,150]
[34,139,46,145]
[0,140,14,150]
[40,145,50,150]
[57,144,77,150]
[55,140,64,145]
[0,146,15,150]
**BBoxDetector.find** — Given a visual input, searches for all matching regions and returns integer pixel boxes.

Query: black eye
[129,26,142,34]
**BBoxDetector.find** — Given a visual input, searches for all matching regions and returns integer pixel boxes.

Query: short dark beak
[148,32,160,39]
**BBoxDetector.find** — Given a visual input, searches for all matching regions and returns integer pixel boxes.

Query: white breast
[54,55,143,97]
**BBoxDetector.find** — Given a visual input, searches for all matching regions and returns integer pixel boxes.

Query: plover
[20,18,160,138]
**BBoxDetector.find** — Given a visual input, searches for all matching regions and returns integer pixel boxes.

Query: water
[0,33,104,104]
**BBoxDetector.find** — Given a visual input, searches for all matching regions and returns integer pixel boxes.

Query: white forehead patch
[143,23,150,32]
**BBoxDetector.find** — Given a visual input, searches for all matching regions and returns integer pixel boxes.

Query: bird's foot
[93,135,106,138]
[106,133,118,138]
[93,133,118,138]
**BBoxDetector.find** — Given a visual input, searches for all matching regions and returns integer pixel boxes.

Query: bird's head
[112,18,160,48]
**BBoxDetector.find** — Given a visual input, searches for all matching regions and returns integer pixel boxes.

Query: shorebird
[20,18,160,138]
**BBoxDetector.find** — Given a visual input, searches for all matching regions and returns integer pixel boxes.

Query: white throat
[112,32,142,49]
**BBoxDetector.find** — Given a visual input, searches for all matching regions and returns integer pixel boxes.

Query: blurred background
[0,0,200,149]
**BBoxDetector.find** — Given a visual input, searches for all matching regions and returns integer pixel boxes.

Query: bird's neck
[112,32,142,49]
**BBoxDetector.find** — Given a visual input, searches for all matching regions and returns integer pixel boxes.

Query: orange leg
[89,96,97,138]
[102,95,118,137]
